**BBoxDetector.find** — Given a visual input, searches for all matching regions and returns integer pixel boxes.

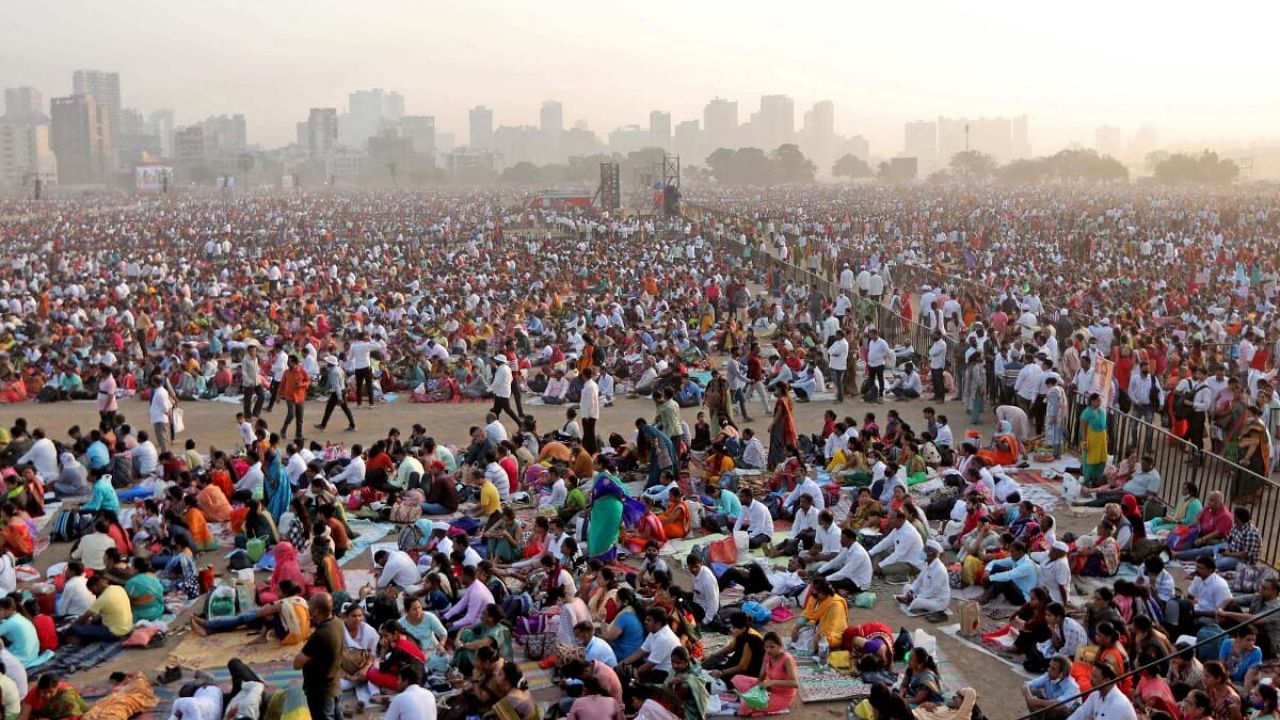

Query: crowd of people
[0,185,1275,720]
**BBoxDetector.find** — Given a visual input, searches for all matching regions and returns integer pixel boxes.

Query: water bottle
[817,636,830,665]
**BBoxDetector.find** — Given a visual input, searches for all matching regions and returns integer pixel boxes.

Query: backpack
[1174,383,1204,420]
[397,524,425,552]
[50,509,79,543]
[861,376,879,403]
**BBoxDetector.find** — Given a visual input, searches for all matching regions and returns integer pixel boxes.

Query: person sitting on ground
[66,575,133,646]
[191,578,311,645]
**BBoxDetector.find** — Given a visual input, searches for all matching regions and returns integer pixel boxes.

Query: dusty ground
[17,382,1105,718]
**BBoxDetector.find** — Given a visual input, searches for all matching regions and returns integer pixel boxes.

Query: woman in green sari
[1080,393,1109,487]
[20,674,88,720]
[1148,480,1202,535]
[586,456,643,562]
[452,604,513,676]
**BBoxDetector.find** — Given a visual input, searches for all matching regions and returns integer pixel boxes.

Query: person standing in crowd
[315,355,356,433]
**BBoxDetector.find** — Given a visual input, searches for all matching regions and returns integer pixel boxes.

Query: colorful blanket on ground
[30,641,120,678]
[796,661,869,704]
[112,662,302,720]
[339,519,394,566]
[165,629,299,669]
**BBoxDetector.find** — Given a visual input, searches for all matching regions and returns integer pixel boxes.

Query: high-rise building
[71,70,121,138]
[201,114,247,153]
[4,87,45,123]
[174,125,206,163]
[540,101,563,136]
[344,89,402,148]
[295,121,309,148]
[758,95,795,150]
[400,116,436,155]
[703,98,738,151]
[1095,125,1124,159]
[149,109,175,157]
[903,121,937,171]
[115,108,162,168]
[674,120,701,164]
[492,125,540,166]
[0,120,56,190]
[1129,125,1159,165]
[49,94,113,184]
[469,106,493,149]
[607,125,649,155]
[307,108,338,159]
[801,101,835,172]
[649,111,671,151]
[843,135,871,163]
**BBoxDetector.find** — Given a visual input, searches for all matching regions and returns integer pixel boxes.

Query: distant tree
[705,147,775,184]
[772,144,816,183]
[832,153,873,179]
[1144,150,1170,174]
[949,150,997,181]
[502,161,543,185]
[997,150,1129,185]
[1152,150,1239,185]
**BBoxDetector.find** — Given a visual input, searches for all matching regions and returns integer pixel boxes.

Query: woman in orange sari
[182,495,219,552]
[621,499,666,554]
[658,487,692,539]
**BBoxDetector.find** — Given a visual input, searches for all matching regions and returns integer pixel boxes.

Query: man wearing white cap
[1039,541,1072,606]
[896,540,951,615]
[314,355,355,432]
[487,355,520,425]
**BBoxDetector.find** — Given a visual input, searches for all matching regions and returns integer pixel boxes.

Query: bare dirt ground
[16,384,1104,718]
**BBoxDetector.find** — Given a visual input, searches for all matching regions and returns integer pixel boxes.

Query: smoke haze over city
[4,0,1279,157]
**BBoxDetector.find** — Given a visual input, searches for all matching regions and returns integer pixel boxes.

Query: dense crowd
[0,186,1275,720]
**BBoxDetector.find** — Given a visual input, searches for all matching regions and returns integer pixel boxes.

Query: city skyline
[4,0,1279,158]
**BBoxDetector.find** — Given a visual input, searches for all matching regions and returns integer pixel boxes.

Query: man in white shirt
[384,667,436,720]
[487,355,520,425]
[870,510,925,578]
[732,488,775,549]
[740,429,766,469]
[57,562,97,617]
[374,549,421,590]
[131,431,159,478]
[16,429,57,481]
[865,328,891,398]
[1038,542,1072,606]
[827,331,850,403]
[1065,661,1136,720]
[783,474,826,511]
[266,347,288,413]
[768,496,821,556]
[927,331,948,403]
[1184,554,1233,626]
[889,362,923,400]
[685,555,720,627]
[816,527,873,593]
[329,445,366,488]
[896,541,951,615]
[620,608,682,683]
[235,451,265,496]
[347,331,380,408]
[148,376,174,453]
[483,413,509,446]
[579,368,601,454]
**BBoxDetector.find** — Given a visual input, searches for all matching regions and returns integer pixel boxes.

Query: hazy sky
[4,0,1278,157]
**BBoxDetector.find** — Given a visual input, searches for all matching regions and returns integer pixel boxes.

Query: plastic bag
[707,535,738,564]
[733,531,750,562]
[740,685,769,710]
[853,592,876,609]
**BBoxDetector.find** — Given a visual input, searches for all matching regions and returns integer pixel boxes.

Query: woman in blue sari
[263,449,291,523]
[636,418,678,488]
[586,456,644,562]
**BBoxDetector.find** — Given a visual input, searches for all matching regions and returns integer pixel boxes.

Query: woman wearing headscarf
[258,541,309,605]
[635,418,677,488]
[52,452,88,498]
[263,449,292,524]
[1234,403,1270,505]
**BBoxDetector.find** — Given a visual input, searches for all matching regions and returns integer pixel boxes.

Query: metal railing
[1059,391,1280,566]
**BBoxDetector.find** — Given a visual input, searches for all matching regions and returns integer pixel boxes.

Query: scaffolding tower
[594,162,621,212]
[659,153,680,217]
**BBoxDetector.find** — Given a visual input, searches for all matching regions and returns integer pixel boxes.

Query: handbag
[739,685,769,711]
[706,535,738,564]
[523,631,557,661]
[172,407,185,435]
